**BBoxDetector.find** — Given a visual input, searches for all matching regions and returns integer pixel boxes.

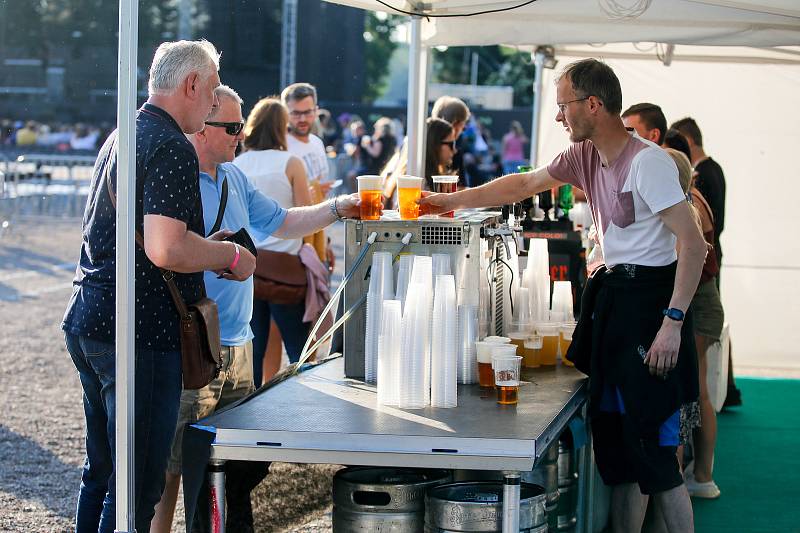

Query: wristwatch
[662,308,685,322]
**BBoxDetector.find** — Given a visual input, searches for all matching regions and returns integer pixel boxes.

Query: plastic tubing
[295,231,414,369]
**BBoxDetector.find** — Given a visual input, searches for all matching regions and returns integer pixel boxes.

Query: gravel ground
[0,215,336,532]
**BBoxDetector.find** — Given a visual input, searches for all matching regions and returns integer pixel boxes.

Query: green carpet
[693,378,800,533]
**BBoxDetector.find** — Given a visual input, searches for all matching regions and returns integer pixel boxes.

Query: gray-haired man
[62,40,256,533]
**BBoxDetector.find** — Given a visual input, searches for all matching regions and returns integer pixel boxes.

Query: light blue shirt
[200,162,287,346]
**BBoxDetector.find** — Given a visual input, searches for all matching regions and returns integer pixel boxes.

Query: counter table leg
[209,459,226,533]
[502,471,521,533]
[575,407,595,533]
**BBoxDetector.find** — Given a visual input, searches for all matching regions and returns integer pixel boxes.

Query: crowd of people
[0,119,110,152]
[60,37,736,533]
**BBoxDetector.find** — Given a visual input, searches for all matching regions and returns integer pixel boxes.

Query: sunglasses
[441,140,456,150]
[204,121,244,136]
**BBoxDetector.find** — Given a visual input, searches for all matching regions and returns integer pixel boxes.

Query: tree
[362,11,402,103]
[432,45,536,106]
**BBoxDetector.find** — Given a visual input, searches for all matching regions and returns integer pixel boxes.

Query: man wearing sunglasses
[152,85,360,533]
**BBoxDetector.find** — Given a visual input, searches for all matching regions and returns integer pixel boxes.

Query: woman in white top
[234,97,313,386]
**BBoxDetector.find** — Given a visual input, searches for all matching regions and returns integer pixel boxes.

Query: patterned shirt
[62,103,206,351]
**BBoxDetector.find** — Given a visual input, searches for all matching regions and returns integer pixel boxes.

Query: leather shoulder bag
[253,248,308,305]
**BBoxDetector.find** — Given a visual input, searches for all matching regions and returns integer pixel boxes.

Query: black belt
[606,262,677,282]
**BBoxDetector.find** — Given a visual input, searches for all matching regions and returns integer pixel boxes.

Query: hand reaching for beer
[417,191,457,216]
[334,193,361,219]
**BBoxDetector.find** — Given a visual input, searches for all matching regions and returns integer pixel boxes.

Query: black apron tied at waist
[566,262,699,437]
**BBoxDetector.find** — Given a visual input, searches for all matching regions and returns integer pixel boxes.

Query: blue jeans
[65,332,182,533]
[250,297,310,387]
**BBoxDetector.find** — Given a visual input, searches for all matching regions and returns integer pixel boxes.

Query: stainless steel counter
[197,357,587,472]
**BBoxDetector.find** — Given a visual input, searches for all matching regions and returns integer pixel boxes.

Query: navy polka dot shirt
[62,103,205,351]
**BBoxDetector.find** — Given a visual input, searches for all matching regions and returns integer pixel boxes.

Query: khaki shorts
[167,341,254,474]
[691,279,724,342]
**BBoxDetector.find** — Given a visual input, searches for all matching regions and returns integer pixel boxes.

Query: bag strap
[105,160,192,321]
[207,176,228,236]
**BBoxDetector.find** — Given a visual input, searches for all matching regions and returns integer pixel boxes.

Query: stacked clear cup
[356,175,383,220]
[399,282,426,408]
[431,275,458,407]
[431,175,458,217]
[457,304,478,384]
[475,336,511,388]
[395,254,415,312]
[365,252,394,383]
[552,280,576,366]
[377,300,402,406]
[397,175,423,220]
[508,286,532,363]
[410,256,433,405]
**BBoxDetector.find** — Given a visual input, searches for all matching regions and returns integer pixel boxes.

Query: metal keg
[425,481,547,532]
[332,467,451,532]
[556,438,577,531]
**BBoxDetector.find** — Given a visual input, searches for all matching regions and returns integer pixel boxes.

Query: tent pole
[529,50,545,167]
[115,0,138,531]
[406,15,428,177]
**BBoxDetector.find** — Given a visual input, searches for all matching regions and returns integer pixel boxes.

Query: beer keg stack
[425,481,548,533]
[332,467,451,532]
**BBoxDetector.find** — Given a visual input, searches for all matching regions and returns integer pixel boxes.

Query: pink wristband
[229,243,240,271]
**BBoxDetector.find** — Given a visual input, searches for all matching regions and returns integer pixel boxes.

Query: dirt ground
[0,216,335,532]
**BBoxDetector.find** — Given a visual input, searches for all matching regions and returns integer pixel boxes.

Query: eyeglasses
[441,140,456,150]
[204,121,244,136]
[289,108,316,119]
[556,96,590,114]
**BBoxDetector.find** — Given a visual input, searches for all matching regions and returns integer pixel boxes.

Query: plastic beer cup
[397,175,423,220]
[476,337,511,388]
[491,353,522,405]
[431,175,458,217]
[357,175,383,220]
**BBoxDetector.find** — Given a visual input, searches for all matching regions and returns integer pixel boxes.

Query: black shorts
[592,410,684,495]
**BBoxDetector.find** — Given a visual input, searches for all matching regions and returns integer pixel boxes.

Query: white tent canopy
[324,0,800,373]
[330,0,800,46]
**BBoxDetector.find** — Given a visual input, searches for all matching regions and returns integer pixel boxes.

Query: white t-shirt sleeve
[633,149,686,214]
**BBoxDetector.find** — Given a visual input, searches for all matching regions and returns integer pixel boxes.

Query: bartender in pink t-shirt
[421,59,706,533]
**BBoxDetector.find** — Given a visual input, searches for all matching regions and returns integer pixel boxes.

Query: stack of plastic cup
[524,238,551,322]
[410,256,433,405]
[395,254,415,312]
[399,282,428,408]
[377,300,402,406]
[432,253,452,284]
[365,252,394,383]
[457,304,478,384]
[431,275,458,408]
[551,281,574,321]
[511,286,533,331]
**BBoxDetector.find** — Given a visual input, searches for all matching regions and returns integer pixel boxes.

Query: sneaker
[685,475,721,499]
[722,386,743,409]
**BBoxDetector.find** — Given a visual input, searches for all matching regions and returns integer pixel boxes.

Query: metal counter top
[199,357,587,472]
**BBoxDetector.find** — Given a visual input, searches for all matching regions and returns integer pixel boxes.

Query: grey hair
[148,39,221,96]
[207,85,243,120]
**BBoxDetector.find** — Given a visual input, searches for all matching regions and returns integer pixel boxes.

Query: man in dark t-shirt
[61,40,256,533]
[670,117,726,268]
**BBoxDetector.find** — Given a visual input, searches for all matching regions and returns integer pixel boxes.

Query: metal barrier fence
[0,153,96,233]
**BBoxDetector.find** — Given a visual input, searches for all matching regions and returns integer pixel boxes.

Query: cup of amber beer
[431,175,458,217]
[492,353,522,405]
[475,337,511,388]
[357,175,383,220]
[397,175,423,220]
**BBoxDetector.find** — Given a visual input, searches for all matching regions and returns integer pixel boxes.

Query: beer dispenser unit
[342,211,514,380]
